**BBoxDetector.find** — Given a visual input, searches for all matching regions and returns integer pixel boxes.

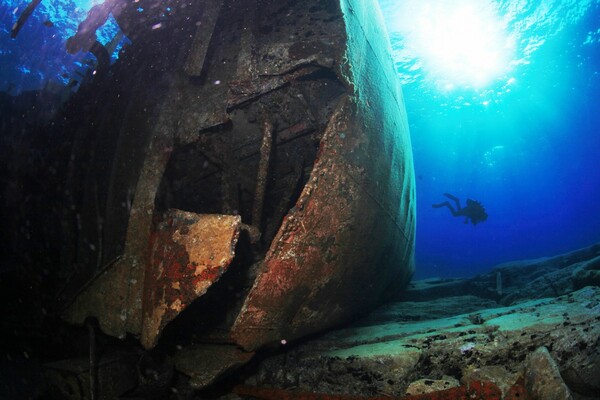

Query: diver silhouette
[432,193,488,225]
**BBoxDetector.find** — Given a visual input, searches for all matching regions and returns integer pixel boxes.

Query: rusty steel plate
[140,210,242,348]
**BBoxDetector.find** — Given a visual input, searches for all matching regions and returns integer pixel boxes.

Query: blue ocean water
[0,0,120,92]
[1,0,599,280]
[379,0,600,279]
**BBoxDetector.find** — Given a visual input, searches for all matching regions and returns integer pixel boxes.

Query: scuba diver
[432,193,488,226]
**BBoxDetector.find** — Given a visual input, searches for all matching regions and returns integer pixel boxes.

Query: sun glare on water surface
[390,0,516,90]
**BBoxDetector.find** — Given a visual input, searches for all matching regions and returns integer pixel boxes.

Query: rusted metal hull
[231,97,415,350]
[61,0,415,365]
[230,0,417,351]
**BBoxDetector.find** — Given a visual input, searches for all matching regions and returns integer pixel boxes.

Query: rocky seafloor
[4,243,600,399]
[220,243,600,399]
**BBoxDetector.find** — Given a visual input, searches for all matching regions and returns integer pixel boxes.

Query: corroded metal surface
[231,94,415,351]
[62,79,179,338]
[228,0,416,351]
[184,0,224,76]
[60,0,414,376]
[141,211,241,348]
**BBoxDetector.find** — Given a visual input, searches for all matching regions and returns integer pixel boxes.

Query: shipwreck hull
[231,95,415,350]
[60,0,416,363]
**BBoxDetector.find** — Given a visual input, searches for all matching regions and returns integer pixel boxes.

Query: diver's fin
[432,202,449,208]
[443,193,459,201]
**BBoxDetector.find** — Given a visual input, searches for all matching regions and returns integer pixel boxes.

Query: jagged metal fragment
[141,211,241,348]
